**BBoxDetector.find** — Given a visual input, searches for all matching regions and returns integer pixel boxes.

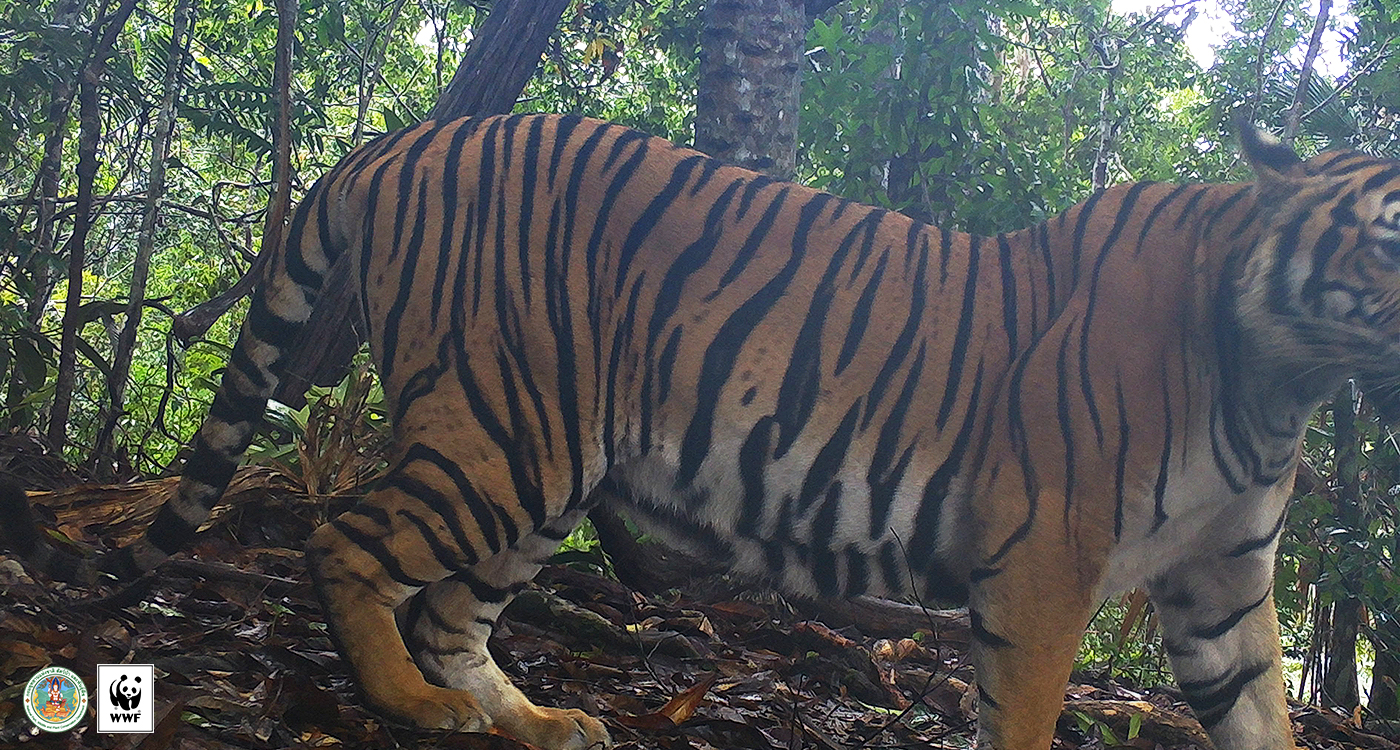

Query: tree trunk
[1321,388,1360,709]
[1372,620,1400,718]
[427,0,572,121]
[91,0,194,475]
[47,0,141,452]
[6,0,81,429]
[694,0,806,179]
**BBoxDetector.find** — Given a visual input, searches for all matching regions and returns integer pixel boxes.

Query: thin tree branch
[1283,0,1332,145]
[91,0,194,475]
[47,0,142,451]
[1248,0,1290,122]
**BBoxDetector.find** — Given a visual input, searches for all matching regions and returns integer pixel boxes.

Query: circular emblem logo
[23,666,88,732]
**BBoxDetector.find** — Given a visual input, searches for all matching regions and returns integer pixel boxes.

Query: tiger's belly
[601,448,975,604]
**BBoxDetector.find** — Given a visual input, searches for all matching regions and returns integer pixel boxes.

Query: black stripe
[608,140,693,301]
[797,401,862,513]
[739,417,778,531]
[546,114,583,189]
[431,121,477,323]
[1079,183,1152,449]
[1179,660,1271,729]
[1069,189,1107,289]
[282,182,329,290]
[866,340,926,538]
[180,439,240,492]
[393,509,465,574]
[1056,326,1078,528]
[390,443,503,558]
[844,547,869,597]
[996,232,1019,355]
[1133,184,1194,256]
[677,191,827,488]
[773,212,878,458]
[227,344,270,392]
[246,291,303,348]
[1190,590,1270,640]
[1171,186,1210,229]
[381,172,433,381]
[878,541,903,594]
[969,609,1012,648]
[934,233,980,431]
[712,184,791,292]
[641,178,745,450]
[938,227,952,286]
[1226,506,1287,557]
[860,230,928,430]
[1361,165,1400,192]
[836,248,889,376]
[909,360,984,574]
[394,338,452,423]
[1151,376,1173,533]
[447,568,509,604]
[329,517,434,587]
[544,180,588,513]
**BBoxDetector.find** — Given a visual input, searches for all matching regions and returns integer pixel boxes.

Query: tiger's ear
[1236,116,1304,183]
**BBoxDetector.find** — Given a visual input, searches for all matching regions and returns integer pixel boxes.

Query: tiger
[9,112,1400,750]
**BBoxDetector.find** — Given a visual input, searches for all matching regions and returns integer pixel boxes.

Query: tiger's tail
[97,176,348,581]
[8,171,350,586]
[0,478,93,584]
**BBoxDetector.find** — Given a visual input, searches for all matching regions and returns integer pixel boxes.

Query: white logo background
[96,664,155,733]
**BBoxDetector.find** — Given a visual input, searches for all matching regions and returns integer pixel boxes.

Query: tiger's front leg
[402,511,611,750]
[969,490,1103,750]
[1149,543,1295,750]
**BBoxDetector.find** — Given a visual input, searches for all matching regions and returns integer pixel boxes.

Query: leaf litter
[1,474,1396,750]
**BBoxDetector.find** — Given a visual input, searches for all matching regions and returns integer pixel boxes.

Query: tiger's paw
[503,706,611,750]
[385,685,492,732]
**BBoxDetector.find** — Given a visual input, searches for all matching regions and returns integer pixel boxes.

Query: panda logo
[109,674,141,711]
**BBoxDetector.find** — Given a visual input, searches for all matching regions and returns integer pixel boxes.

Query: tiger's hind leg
[1148,541,1294,750]
[402,510,610,750]
[305,485,490,732]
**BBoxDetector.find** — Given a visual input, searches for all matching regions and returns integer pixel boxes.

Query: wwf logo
[96,664,154,733]
[108,674,141,711]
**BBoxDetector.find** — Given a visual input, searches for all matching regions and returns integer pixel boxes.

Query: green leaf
[11,335,46,386]
[382,107,405,132]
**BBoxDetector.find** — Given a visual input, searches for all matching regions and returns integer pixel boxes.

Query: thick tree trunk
[91,0,194,475]
[427,0,572,121]
[694,0,805,180]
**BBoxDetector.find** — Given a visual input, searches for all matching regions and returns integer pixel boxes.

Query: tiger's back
[341,117,996,596]
[31,114,1400,750]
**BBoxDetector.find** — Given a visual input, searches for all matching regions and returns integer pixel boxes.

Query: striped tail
[105,175,344,580]
[0,478,94,584]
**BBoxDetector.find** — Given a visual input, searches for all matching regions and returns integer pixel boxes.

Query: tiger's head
[1233,121,1400,419]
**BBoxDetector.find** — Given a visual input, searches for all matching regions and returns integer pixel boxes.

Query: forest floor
[1,455,1398,750]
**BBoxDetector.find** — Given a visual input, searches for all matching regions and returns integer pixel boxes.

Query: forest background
[2,0,1399,718]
